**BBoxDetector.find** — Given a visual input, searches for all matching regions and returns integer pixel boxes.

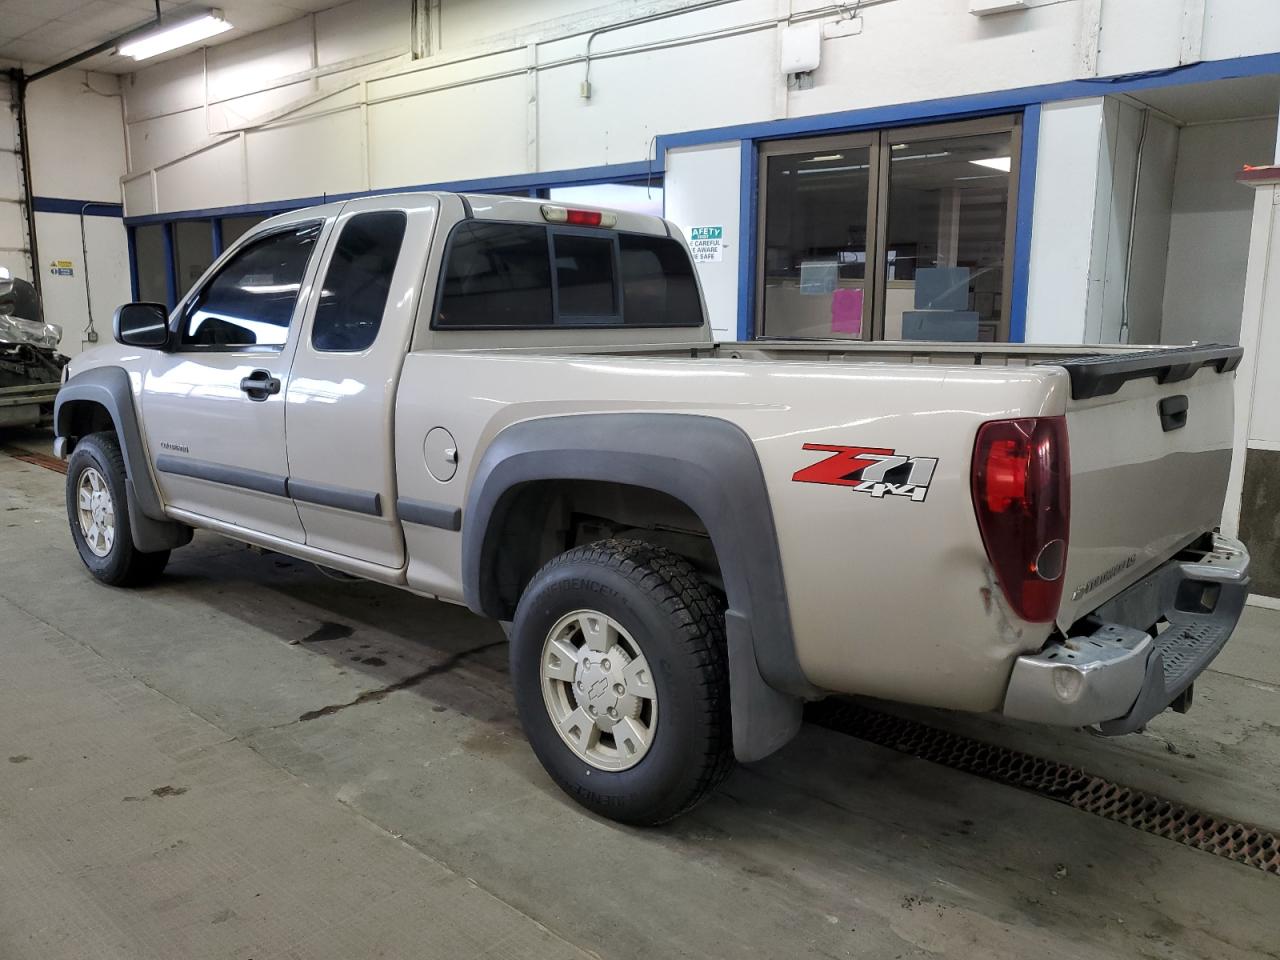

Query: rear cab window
[434,220,701,330]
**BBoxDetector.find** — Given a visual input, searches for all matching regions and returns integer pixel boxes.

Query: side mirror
[113,302,171,349]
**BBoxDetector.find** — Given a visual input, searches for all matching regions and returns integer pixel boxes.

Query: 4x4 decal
[792,444,938,502]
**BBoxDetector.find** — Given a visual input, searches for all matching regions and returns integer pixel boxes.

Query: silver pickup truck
[53,192,1250,824]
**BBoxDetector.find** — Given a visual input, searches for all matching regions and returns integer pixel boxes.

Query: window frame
[430,220,703,332]
[754,114,1022,342]
[310,210,408,354]
[173,219,324,354]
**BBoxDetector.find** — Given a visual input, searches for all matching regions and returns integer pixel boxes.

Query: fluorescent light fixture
[118,9,232,61]
[801,154,845,163]
[970,156,1012,172]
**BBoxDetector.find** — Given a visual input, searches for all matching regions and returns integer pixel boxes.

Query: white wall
[663,143,742,341]
[1161,117,1278,345]
[1024,99,1106,343]
[117,0,1280,218]
[25,69,132,357]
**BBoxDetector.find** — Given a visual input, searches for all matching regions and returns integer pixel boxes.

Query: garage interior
[2,2,1280,959]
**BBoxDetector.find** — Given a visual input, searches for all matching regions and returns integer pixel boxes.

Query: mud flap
[725,610,803,762]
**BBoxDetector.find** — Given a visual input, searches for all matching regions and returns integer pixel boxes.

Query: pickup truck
[53,192,1250,825]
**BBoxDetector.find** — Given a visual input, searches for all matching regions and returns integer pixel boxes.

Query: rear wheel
[510,539,732,825]
[65,432,169,587]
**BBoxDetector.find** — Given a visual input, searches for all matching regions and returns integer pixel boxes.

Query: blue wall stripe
[654,51,1280,156]
[123,160,659,226]
[1009,103,1041,343]
[736,140,758,342]
[33,196,123,217]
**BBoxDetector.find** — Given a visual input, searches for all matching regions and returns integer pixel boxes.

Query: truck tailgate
[1054,345,1243,629]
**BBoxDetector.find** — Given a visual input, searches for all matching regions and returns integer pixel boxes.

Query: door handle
[239,369,281,402]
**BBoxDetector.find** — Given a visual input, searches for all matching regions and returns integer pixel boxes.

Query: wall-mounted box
[779,22,821,74]
[969,0,1028,14]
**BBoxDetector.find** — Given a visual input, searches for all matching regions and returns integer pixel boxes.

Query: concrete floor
[2,433,1278,960]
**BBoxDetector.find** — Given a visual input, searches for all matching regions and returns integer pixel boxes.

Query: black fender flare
[54,366,191,553]
[462,413,813,761]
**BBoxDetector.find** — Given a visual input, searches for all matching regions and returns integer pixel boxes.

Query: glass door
[757,133,878,340]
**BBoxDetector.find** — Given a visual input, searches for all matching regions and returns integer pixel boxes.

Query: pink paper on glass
[831,288,863,335]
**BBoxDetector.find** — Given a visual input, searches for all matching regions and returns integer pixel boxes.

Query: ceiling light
[801,154,845,163]
[118,10,233,61]
[970,156,1012,172]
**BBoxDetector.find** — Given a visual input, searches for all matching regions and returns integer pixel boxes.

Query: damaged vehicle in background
[0,269,66,429]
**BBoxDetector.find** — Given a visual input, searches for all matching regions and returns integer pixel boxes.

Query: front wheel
[65,432,169,587]
[510,539,733,825]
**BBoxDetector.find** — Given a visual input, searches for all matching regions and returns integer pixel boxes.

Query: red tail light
[971,417,1070,623]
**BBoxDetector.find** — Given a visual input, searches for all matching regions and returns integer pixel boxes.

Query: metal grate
[809,700,1280,875]
[1,445,67,475]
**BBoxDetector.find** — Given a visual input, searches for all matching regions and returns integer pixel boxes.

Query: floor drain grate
[809,700,1280,875]
[1,446,66,475]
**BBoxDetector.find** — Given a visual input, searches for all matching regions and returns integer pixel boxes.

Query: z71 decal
[792,444,938,502]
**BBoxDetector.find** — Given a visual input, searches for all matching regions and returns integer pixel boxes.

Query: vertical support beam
[1179,0,1207,65]
[210,217,223,258]
[126,225,139,302]
[411,0,430,59]
[526,43,539,173]
[737,139,759,342]
[161,221,177,309]
[1078,0,1103,78]
[1008,103,1040,343]
[1223,178,1278,540]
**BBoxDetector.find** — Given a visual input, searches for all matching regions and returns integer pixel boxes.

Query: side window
[312,211,407,352]
[619,234,703,327]
[436,221,552,328]
[181,222,320,349]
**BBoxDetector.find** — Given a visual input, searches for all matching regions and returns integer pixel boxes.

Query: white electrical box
[779,22,821,74]
[969,0,1028,14]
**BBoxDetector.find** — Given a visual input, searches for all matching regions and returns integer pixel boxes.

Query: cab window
[180,222,320,349]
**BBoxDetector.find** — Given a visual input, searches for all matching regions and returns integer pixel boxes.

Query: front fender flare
[54,366,190,552]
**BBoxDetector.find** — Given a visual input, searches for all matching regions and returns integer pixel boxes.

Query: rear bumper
[1001,533,1250,733]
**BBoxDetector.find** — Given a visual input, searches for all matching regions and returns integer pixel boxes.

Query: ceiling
[0,0,348,73]
[1130,74,1280,125]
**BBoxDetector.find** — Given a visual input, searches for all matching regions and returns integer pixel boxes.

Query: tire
[65,432,169,587]
[510,538,733,825]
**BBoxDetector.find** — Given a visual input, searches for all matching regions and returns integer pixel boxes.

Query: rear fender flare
[462,413,813,761]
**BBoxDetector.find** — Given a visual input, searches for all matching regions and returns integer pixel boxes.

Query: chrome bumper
[1002,534,1250,734]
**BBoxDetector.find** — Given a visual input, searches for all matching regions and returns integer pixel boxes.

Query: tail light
[971,417,1070,623]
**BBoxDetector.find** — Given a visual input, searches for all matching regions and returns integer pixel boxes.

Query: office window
[757,116,1020,341]
[548,182,663,216]
[173,220,214,299]
[181,223,320,349]
[760,138,873,339]
[312,212,407,352]
[221,214,268,249]
[134,224,168,305]
[883,129,1014,342]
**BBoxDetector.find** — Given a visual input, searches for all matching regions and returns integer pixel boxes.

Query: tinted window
[312,212,406,352]
[182,223,320,348]
[620,234,702,327]
[436,222,552,328]
[433,222,702,330]
[553,233,616,319]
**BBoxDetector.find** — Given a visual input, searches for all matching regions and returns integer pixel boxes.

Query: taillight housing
[971,417,1070,623]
